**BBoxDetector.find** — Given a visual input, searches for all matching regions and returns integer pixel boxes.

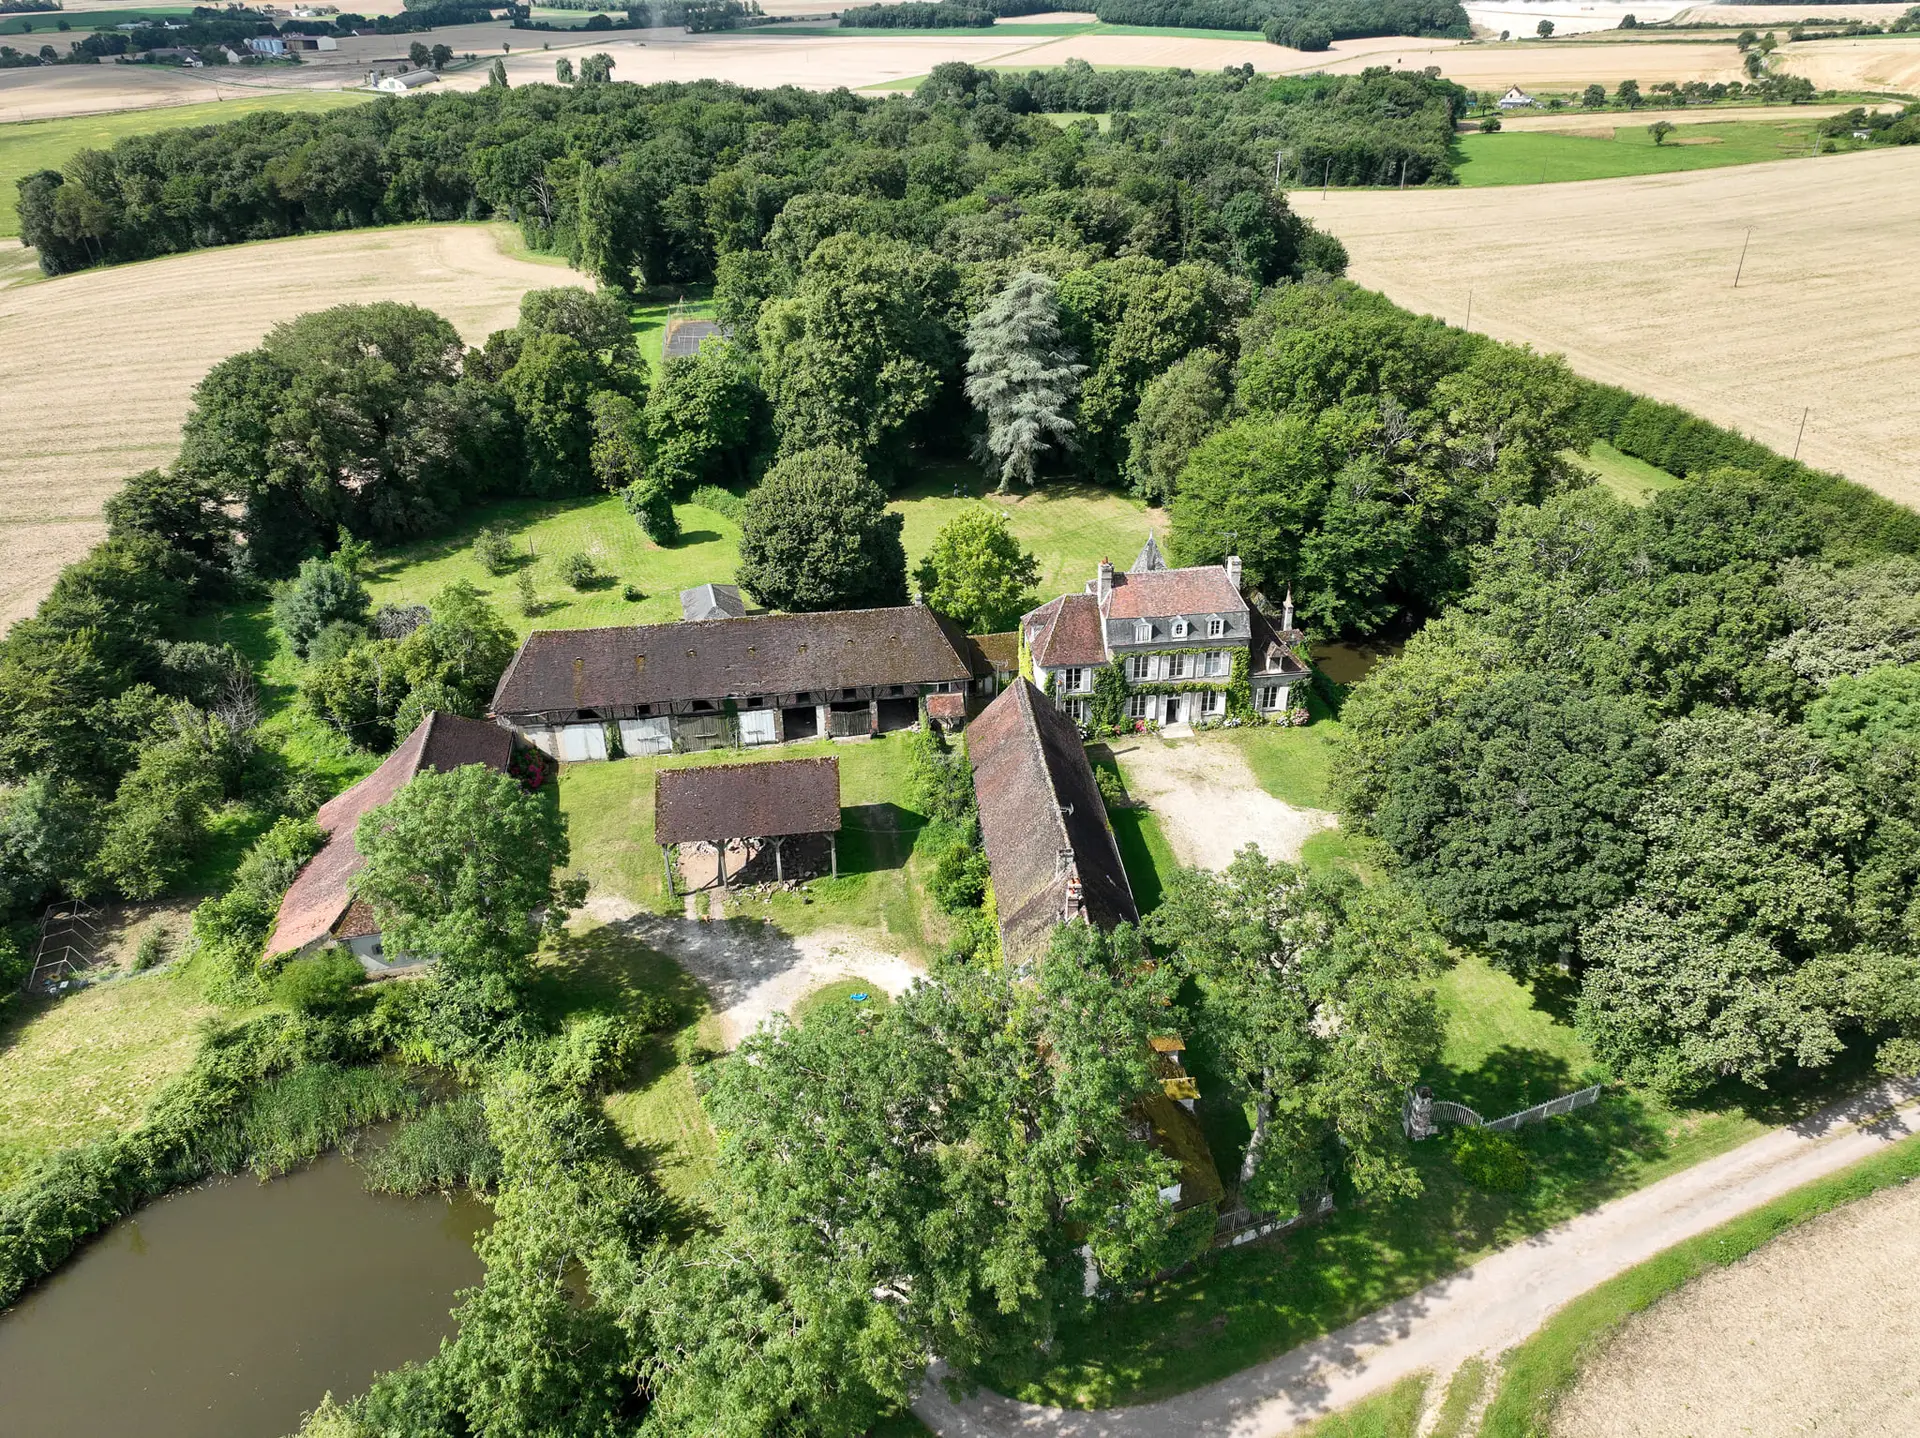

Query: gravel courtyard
[1109,734,1336,870]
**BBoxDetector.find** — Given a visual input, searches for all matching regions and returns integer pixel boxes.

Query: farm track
[914,1078,1920,1437]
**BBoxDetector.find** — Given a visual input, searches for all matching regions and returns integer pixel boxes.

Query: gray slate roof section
[491,606,974,718]
[680,583,747,622]
[968,679,1138,963]
[1131,531,1167,572]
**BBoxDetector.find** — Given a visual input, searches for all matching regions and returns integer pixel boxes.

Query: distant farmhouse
[1498,86,1537,109]
[1021,535,1309,730]
[264,712,512,972]
[488,604,999,759]
[369,67,437,91]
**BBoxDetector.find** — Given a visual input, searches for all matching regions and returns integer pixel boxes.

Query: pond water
[0,1154,489,1438]
[1311,641,1403,686]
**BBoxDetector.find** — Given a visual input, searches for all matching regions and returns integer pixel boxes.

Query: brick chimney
[1097,557,1114,606]
[1225,554,1242,592]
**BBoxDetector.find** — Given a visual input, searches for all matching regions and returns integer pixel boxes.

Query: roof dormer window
[1171,617,1190,639]
[1133,621,1152,643]
[1207,615,1225,638]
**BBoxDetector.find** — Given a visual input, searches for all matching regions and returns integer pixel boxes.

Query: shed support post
[830,833,838,879]
[774,838,784,884]
[816,703,830,739]
[662,844,675,898]
[868,697,879,733]
[716,839,728,888]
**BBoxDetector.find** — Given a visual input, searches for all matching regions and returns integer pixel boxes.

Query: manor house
[1021,535,1309,729]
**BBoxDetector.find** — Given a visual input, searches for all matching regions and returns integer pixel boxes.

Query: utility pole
[1465,289,1473,331]
[1792,407,1809,460]
[1733,227,1752,288]
[1322,159,1330,198]
[1399,156,1408,189]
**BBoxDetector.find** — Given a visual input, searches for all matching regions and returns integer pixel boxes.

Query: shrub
[689,483,745,522]
[622,583,644,602]
[559,550,605,590]
[515,571,540,616]
[274,948,366,1012]
[632,990,679,1033]
[190,816,329,1005]
[930,842,990,913]
[473,527,516,576]
[544,1011,639,1090]
[131,924,172,972]
[272,558,371,660]
[1095,767,1129,812]
[1452,1126,1532,1192]
[361,1094,502,1195]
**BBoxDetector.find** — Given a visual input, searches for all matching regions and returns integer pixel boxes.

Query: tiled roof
[969,631,1020,674]
[1249,607,1312,679]
[1023,593,1108,669]
[968,680,1137,963]
[491,606,973,717]
[654,757,841,845]
[1106,565,1245,621]
[264,713,513,957]
[680,583,746,622]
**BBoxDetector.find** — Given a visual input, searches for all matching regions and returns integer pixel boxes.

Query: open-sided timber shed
[653,757,841,894]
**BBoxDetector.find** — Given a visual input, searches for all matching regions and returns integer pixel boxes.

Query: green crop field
[0,91,371,237]
[0,6,191,34]
[1454,119,1847,186]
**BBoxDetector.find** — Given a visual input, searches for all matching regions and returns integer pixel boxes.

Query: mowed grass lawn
[1580,439,1684,505]
[361,469,1161,642]
[1454,118,1835,186]
[0,968,216,1191]
[0,92,371,236]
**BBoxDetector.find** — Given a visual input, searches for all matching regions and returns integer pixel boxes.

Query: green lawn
[556,733,946,956]
[1454,119,1843,186]
[1481,1130,1920,1438]
[983,944,1878,1408]
[0,92,371,237]
[794,978,893,1024]
[1228,720,1341,812]
[0,967,217,1191]
[358,469,1157,646]
[1580,440,1683,505]
[892,464,1163,614]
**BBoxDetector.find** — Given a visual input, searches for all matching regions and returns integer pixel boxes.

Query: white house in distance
[1020,534,1311,729]
[1498,86,1537,109]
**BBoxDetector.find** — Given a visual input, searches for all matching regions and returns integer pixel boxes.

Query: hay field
[0,63,226,123]
[1466,0,1697,37]
[0,224,573,633]
[1784,34,1920,94]
[1550,1178,1920,1438]
[1294,146,1920,507]
[1496,100,1902,130]
[1678,1,1918,22]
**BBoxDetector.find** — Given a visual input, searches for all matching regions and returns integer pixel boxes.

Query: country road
[914,1078,1920,1438]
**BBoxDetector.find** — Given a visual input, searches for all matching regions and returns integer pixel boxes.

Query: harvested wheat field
[1551,1177,1920,1438]
[1678,1,1919,23]
[1295,146,1920,507]
[0,224,573,632]
[1317,36,1746,86]
[1783,33,1920,94]
[0,64,228,124]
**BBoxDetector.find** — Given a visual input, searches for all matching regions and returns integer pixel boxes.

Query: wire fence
[1404,1083,1605,1141]
[23,902,104,994]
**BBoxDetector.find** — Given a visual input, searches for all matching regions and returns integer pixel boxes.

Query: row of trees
[1337,472,1920,1095]
[16,62,1389,282]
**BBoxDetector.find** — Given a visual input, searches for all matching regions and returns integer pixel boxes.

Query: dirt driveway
[1109,735,1335,870]
[579,895,922,1049]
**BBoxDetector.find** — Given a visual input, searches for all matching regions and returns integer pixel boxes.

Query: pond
[1311,640,1404,687]
[0,1154,489,1438]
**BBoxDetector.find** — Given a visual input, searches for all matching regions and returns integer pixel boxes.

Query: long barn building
[489,605,992,759]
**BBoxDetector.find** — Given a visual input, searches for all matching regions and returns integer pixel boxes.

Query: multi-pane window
[1165,653,1187,680]
[1069,698,1091,723]
[1062,667,1085,693]
[1128,654,1153,681]
[1171,618,1190,638]
[1207,617,1225,638]
[1129,694,1150,719]
[1258,685,1280,710]
[1201,690,1223,715]
[1134,622,1152,643]
[1207,650,1228,676]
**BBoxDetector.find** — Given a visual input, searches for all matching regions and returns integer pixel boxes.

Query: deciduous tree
[912,508,1039,632]
[736,446,907,612]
